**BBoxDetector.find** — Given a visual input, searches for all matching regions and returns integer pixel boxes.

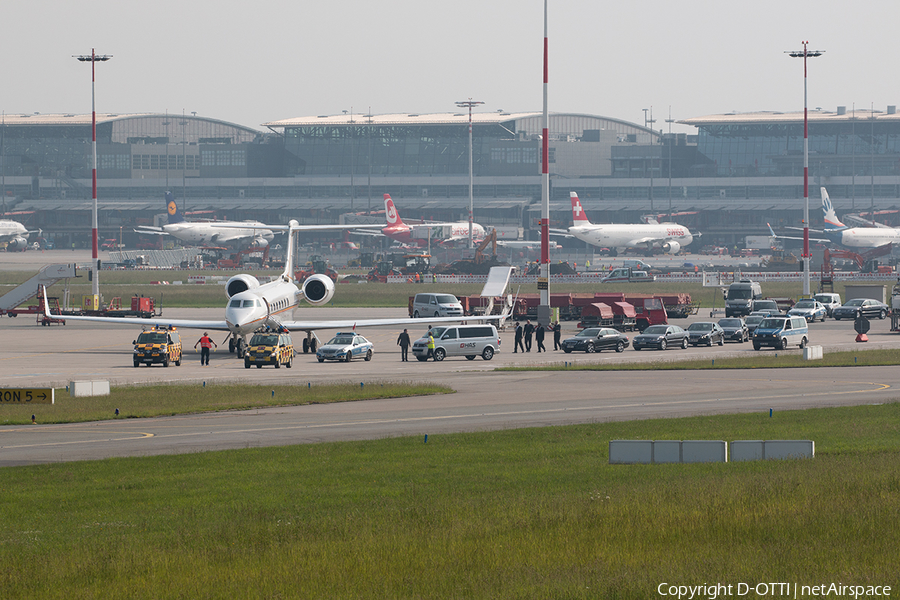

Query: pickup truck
[600,268,656,283]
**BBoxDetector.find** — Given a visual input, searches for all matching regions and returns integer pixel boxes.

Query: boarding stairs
[0,263,78,313]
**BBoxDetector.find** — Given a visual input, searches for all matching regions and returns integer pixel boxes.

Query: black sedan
[717,317,749,343]
[561,327,629,353]
[832,298,889,321]
[687,322,726,346]
[632,325,688,351]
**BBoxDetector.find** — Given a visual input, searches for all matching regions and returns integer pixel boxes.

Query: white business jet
[45,219,505,356]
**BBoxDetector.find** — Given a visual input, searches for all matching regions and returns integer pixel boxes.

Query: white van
[752,316,809,350]
[412,324,500,361]
[412,293,464,318]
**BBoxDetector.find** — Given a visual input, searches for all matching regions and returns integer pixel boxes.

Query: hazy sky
[3,1,897,134]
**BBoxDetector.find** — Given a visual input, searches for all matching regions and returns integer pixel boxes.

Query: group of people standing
[513,320,561,353]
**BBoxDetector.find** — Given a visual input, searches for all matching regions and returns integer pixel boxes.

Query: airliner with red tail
[381,194,486,246]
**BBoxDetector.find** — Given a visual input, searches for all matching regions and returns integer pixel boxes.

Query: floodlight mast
[455,99,484,249]
[786,42,824,297]
[74,49,112,300]
[538,0,551,328]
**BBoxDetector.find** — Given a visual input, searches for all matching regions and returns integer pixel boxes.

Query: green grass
[0,268,864,308]
[500,348,900,371]
[1,402,899,598]
[0,382,452,426]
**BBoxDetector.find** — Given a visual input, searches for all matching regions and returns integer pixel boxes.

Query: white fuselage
[224,278,300,337]
[569,223,693,250]
[827,227,900,249]
[162,221,274,246]
[0,220,29,242]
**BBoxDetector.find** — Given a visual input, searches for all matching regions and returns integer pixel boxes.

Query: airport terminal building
[3,107,900,247]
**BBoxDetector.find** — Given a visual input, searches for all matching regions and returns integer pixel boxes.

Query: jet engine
[249,236,269,249]
[302,273,335,306]
[225,274,260,298]
[5,237,29,251]
[662,240,681,255]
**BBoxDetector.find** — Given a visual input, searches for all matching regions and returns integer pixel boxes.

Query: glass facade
[281,123,539,177]
[696,119,900,178]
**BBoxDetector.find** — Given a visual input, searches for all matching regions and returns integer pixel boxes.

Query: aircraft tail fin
[570,192,591,225]
[282,220,299,281]
[821,187,846,230]
[384,194,404,226]
[165,191,185,224]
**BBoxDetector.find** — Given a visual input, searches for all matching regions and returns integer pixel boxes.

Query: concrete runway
[2,299,900,466]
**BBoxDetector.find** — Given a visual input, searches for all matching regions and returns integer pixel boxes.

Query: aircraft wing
[626,236,664,247]
[42,287,504,334]
[134,226,169,236]
[208,222,382,232]
[767,223,830,243]
[281,313,505,333]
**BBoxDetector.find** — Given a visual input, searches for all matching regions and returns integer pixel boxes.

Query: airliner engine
[225,274,260,298]
[250,236,269,248]
[302,273,335,306]
[6,237,29,251]
[662,240,681,255]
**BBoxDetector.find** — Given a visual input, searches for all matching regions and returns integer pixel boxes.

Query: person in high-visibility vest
[426,331,435,361]
[194,332,218,366]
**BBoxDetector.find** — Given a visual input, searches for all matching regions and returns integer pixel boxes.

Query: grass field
[0,267,861,309]
[500,348,900,371]
[1,402,898,598]
[0,382,452,426]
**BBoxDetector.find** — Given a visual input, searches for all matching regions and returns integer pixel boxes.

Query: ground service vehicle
[753,316,809,350]
[632,325,688,351]
[133,326,182,367]
[244,331,294,368]
[600,268,655,283]
[412,324,499,361]
[317,333,374,362]
[561,328,629,353]
[725,280,762,317]
[687,322,725,346]
[411,293,464,318]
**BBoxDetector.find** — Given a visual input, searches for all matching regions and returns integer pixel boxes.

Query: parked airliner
[46,219,505,356]
[0,219,40,250]
[768,187,900,249]
[558,192,694,255]
[134,192,275,248]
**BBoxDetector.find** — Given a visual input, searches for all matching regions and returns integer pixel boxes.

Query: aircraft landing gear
[302,332,319,354]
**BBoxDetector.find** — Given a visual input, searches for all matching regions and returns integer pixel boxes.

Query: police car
[316,333,374,362]
[133,326,182,367]
[244,331,294,369]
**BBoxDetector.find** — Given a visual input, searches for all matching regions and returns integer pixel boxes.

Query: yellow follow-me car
[244,331,294,369]
[133,325,182,367]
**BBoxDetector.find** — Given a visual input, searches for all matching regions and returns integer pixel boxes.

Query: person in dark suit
[535,323,546,353]
[397,328,411,361]
[553,321,562,350]
[514,322,524,353]
[524,320,535,352]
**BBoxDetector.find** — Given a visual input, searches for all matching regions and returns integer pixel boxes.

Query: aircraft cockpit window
[230,299,241,308]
